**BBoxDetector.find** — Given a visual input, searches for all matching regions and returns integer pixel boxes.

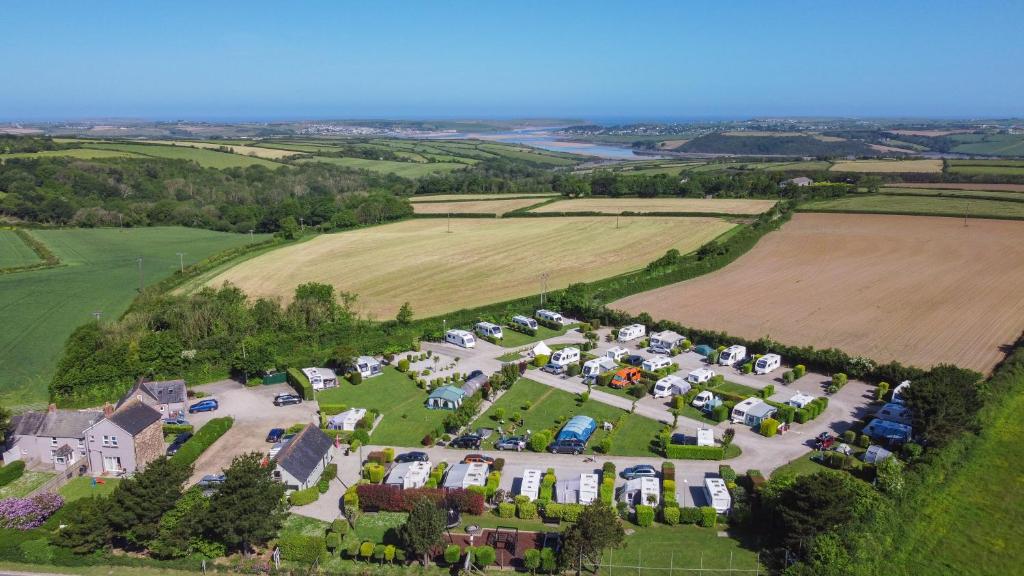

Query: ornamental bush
[794,408,809,424]
[711,404,729,423]
[699,506,718,528]
[288,487,320,506]
[397,359,410,372]
[662,505,680,525]
[759,418,780,438]
[498,502,515,518]
[383,448,395,463]
[279,534,327,564]
[761,384,775,398]
[841,430,856,444]
[0,492,63,530]
[600,479,615,505]
[794,364,807,379]
[832,373,848,389]
[517,501,537,519]
[782,370,795,384]
[718,465,737,482]
[680,506,702,524]
[857,434,871,448]
[533,355,549,368]
[741,362,753,374]
[473,545,496,567]
[635,505,655,527]
[529,430,551,453]
[0,461,26,487]
[364,463,386,483]
[444,544,461,565]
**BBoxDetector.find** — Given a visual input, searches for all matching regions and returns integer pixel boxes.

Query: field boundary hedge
[0,229,62,275]
[168,417,233,467]
[409,212,498,219]
[506,209,751,219]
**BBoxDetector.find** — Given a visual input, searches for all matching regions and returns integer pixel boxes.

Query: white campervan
[617,324,646,342]
[605,346,629,361]
[549,347,581,367]
[718,345,747,367]
[475,321,504,340]
[754,353,781,375]
[582,357,617,381]
[512,315,539,331]
[535,309,565,324]
[652,375,690,399]
[687,367,716,385]
[445,329,476,349]
[642,355,672,372]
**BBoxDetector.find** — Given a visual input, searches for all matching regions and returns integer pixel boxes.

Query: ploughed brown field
[611,213,1024,373]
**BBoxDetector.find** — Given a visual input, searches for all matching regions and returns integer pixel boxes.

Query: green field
[295,155,465,178]
[800,194,1024,219]
[470,378,664,456]
[498,324,580,348]
[950,133,1024,157]
[0,227,266,409]
[82,143,283,169]
[879,186,1024,201]
[58,476,122,502]
[315,366,447,446]
[603,524,763,576]
[947,164,1024,176]
[0,230,40,268]
[0,148,147,161]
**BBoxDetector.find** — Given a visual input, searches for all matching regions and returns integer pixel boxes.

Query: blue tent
[693,344,715,358]
[557,416,597,443]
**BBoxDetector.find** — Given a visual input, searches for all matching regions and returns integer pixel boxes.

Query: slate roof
[428,386,466,403]
[10,410,102,439]
[118,379,186,409]
[109,398,162,435]
[275,424,332,484]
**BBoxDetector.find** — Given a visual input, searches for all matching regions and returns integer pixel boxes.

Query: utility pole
[249,229,255,242]
[176,252,185,273]
[136,257,144,292]
[539,272,550,307]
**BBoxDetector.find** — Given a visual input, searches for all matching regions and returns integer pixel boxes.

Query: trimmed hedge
[162,424,194,436]
[662,505,680,525]
[0,461,26,487]
[279,534,326,564]
[680,507,702,524]
[517,501,538,519]
[498,502,515,518]
[169,417,233,467]
[665,444,725,460]
[319,403,348,416]
[288,486,320,506]
[355,484,484,515]
[286,367,314,400]
[635,505,655,527]
[699,506,718,528]
[445,544,461,564]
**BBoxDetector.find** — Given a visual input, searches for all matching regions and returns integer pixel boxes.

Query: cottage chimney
[47,403,57,413]
[103,403,114,418]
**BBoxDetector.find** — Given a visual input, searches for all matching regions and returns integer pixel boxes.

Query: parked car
[166,432,193,456]
[494,436,527,451]
[624,355,645,367]
[549,439,586,455]
[197,474,225,488]
[394,451,430,463]
[449,434,483,449]
[266,428,285,443]
[648,345,671,355]
[163,416,189,426]
[542,363,567,375]
[691,390,715,409]
[462,454,495,465]
[188,399,219,413]
[610,367,642,389]
[815,432,835,450]
[621,464,658,480]
[273,393,302,406]
[669,433,687,446]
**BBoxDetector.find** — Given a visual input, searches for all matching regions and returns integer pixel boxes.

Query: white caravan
[642,355,672,372]
[549,347,581,367]
[444,329,476,349]
[652,375,690,399]
[754,353,781,375]
[605,346,629,361]
[475,322,504,340]
[704,478,732,513]
[649,330,686,351]
[512,315,539,331]
[718,345,747,367]
[687,367,716,385]
[582,357,617,381]
[535,309,565,324]
[617,324,646,342]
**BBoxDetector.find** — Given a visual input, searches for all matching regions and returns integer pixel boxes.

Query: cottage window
[51,437,58,447]
[77,439,84,448]
[110,435,118,447]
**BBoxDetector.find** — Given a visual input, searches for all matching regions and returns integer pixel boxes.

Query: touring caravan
[649,330,685,351]
[444,329,476,349]
[704,478,732,513]
[535,309,565,324]
[354,356,383,379]
[754,353,781,375]
[582,357,617,382]
[475,322,504,340]
[519,468,543,500]
[512,315,539,331]
[642,355,673,372]
[731,398,776,426]
[548,347,581,368]
[687,367,716,385]
[718,345,747,367]
[617,324,646,342]
[605,346,629,361]
[652,375,690,399]
[786,392,815,409]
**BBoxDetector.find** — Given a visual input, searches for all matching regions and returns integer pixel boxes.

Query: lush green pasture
[948,164,1024,176]
[59,476,121,502]
[757,160,832,171]
[950,133,1024,157]
[879,186,1024,201]
[0,148,147,161]
[83,142,283,169]
[0,227,265,409]
[295,155,465,178]
[800,194,1024,219]
[0,230,40,268]
[476,143,579,166]
[315,366,447,446]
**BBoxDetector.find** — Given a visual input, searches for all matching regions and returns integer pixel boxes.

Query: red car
[815,432,835,450]
[462,454,495,465]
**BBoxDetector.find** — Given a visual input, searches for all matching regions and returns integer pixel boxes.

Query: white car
[692,390,715,409]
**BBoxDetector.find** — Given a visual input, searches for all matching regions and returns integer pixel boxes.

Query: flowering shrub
[0,492,64,530]
[354,485,484,515]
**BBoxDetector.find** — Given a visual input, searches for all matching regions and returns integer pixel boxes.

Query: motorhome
[754,353,781,375]
[652,375,690,399]
[535,309,565,324]
[519,468,543,500]
[301,367,338,390]
[444,329,476,349]
[695,427,714,447]
[686,367,715,385]
[512,315,539,331]
[605,346,629,361]
[582,357,617,381]
[475,322,504,340]
[704,478,732,513]
[891,380,911,404]
[718,345,747,367]
[617,324,646,342]
[642,355,673,372]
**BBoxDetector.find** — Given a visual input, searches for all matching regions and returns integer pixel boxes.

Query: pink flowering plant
[0,492,64,530]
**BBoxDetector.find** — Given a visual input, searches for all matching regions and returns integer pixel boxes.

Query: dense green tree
[903,364,982,447]
[396,301,414,325]
[874,455,905,496]
[0,404,10,444]
[769,471,879,558]
[106,457,191,547]
[206,452,286,554]
[560,501,625,574]
[53,496,113,554]
[150,487,224,559]
[397,497,446,565]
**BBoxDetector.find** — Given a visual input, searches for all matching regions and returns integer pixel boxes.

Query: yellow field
[531,198,776,215]
[412,198,546,215]
[410,193,557,202]
[139,140,300,160]
[206,217,735,319]
[830,159,943,173]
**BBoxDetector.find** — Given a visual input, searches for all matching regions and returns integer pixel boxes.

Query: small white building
[687,367,716,385]
[444,329,477,348]
[582,357,617,381]
[273,425,334,491]
[704,478,731,513]
[649,330,686,350]
[549,347,580,367]
[696,427,714,447]
[617,324,646,342]
[718,345,747,367]
[536,309,565,324]
[619,476,660,507]
[530,341,552,358]
[786,392,815,409]
[443,462,489,489]
[302,367,338,391]
[386,461,432,489]
[326,408,366,431]
[605,346,629,361]
[475,322,504,339]
[512,315,539,331]
[753,353,781,375]
[652,374,690,398]
[354,356,383,379]
[642,355,673,372]
[519,468,543,500]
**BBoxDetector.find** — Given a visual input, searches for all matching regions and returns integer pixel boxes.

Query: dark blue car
[188,399,219,413]
[266,428,285,443]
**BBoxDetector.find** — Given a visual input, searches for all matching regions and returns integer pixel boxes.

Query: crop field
[295,155,465,178]
[0,148,147,161]
[206,216,735,319]
[138,140,301,159]
[879,186,1024,201]
[531,198,777,215]
[0,230,40,267]
[800,195,1024,219]
[887,182,1024,193]
[410,193,557,202]
[411,198,547,215]
[611,213,1024,373]
[830,159,943,173]
[0,227,266,409]
[947,163,1024,176]
[949,133,1024,157]
[83,142,284,169]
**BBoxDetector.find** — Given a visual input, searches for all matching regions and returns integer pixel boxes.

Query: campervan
[535,309,565,324]
[475,322,504,340]
[605,346,629,361]
[582,357,617,381]
[687,367,715,385]
[704,478,732,513]
[691,390,716,409]
[652,375,690,399]
[512,315,539,331]
[617,324,646,342]
[642,355,672,372]
[718,345,747,367]
[754,353,781,375]
[549,347,581,368]
[444,329,476,349]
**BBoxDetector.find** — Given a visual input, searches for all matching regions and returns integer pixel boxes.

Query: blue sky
[2,0,1022,121]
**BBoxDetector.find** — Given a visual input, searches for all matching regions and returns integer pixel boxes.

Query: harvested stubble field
[411,198,547,215]
[830,159,943,173]
[531,198,777,215]
[139,140,301,159]
[611,213,1024,373]
[410,193,557,202]
[206,216,735,319]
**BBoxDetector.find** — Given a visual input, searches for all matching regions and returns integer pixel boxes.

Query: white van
[475,321,504,340]
[582,357,617,381]
[687,367,716,385]
[692,390,716,409]
[754,353,781,375]
[617,324,646,342]
[549,347,581,367]
[512,315,539,331]
[652,375,690,399]
[642,355,672,372]
[718,345,747,367]
[535,309,565,324]
[445,329,476,349]
[605,346,629,361]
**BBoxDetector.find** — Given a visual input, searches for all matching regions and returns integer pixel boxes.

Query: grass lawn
[497,351,524,362]
[800,194,1024,219]
[712,380,760,398]
[279,513,330,537]
[0,227,268,409]
[499,324,581,348]
[0,230,40,268]
[604,524,763,575]
[58,476,121,501]
[0,470,56,498]
[316,367,446,446]
[606,413,667,457]
[770,450,831,480]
